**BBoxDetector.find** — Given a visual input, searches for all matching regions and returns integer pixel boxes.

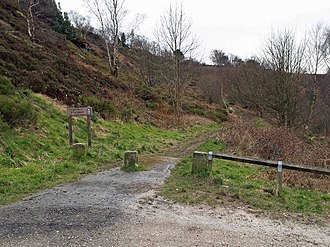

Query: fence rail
[210,152,330,176]
[192,151,330,195]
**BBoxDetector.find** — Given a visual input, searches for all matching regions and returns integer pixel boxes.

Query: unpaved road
[0,157,329,247]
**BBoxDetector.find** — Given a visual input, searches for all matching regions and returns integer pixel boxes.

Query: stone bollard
[192,151,210,176]
[72,143,88,159]
[124,151,138,168]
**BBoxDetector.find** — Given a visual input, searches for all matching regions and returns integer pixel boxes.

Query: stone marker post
[124,151,138,168]
[72,143,87,159]
[192,151,210,176]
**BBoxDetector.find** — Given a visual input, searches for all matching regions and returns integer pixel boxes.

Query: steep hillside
[0,0,226,204]
[0,0,225,127]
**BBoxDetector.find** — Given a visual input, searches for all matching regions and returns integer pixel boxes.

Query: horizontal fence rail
[192,151,330,195]
[202,152,330,176]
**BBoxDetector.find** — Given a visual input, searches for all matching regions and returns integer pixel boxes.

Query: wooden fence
[192,151,330,195]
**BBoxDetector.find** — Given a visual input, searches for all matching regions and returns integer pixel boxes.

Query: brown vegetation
[217,114,330,192]
[0,0,221,128]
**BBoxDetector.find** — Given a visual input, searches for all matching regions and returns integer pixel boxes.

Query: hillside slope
[0,77,219,205]
[0,0,226,127]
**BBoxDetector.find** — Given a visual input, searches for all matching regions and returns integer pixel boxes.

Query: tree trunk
[174,56,181,114]
[104,39,113,74]
[112,37,119,77]
[306,73,318,135]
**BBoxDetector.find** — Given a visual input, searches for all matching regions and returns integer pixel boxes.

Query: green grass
[0,93,219,205]
[161,140,330,216]
[121,164,147,172]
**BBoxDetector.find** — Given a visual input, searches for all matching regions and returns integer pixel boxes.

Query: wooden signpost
[67,106,92,147]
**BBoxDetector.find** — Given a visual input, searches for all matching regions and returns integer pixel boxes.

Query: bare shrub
[218,119,330,192]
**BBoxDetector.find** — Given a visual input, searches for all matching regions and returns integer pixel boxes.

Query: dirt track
[0,156,329,247]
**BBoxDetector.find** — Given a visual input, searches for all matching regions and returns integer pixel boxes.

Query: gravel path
[0,157,329,247]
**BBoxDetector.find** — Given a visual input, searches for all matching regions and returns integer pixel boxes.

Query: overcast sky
[58,0,330,63]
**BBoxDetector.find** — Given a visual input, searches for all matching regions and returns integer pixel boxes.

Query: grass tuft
[121,164,147,172]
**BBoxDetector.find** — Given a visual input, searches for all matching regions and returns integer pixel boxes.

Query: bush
[121,108,134,122]
[206,108,228,123]
[0,95,37,127]
[218,119,330,192]
[0,76,15,95]
[0,116,9,132]
[82,96,118,119]
[136,84,158,102]
[146,100,158,110]
[182,103,204,116]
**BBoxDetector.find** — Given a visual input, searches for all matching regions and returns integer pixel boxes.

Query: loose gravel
[0,157,329,247]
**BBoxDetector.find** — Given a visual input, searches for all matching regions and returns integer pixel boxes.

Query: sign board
[67,107,92,117]
[67,106,93,147]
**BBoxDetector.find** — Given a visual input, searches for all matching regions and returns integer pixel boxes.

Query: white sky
[59,0,330,63]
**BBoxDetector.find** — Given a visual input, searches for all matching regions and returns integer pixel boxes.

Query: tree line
[207,25,330,135]
[15,0,330,134]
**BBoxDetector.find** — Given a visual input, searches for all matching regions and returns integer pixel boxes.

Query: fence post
[68,116,73,145]
[277,160,283,195]
[208,152,213,173]
[87,115,92,148]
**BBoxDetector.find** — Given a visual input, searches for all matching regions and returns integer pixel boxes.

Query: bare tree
[230,31,307,127]
[230,57,269,116]
[210,50,230,67]
[318,75,330,136]
[305,23,329,133]
[84,0,126,77]
[104,0,127,76]
[228,54,243,67]
[262,29,306,127]
[69,10,93,39]
[324,28,330,68]
[18,0,39,42]
[155,2,199,113]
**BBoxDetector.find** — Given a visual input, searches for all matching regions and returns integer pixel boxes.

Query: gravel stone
[0,157,329,247]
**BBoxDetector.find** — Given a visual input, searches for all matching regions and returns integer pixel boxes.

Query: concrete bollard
[192,151,210,176]
[72,143,88,158]
[124,151,138,168]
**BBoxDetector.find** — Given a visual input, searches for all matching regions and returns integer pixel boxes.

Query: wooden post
[86,106,92,148]
[277,160,283,195]
[87,110,92,148]
[68,116,73,145]
[67,106,92,147]
[87,115,92,147]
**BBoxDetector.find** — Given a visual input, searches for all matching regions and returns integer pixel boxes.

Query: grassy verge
[0,93,219,205]
[161,140,330,216]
